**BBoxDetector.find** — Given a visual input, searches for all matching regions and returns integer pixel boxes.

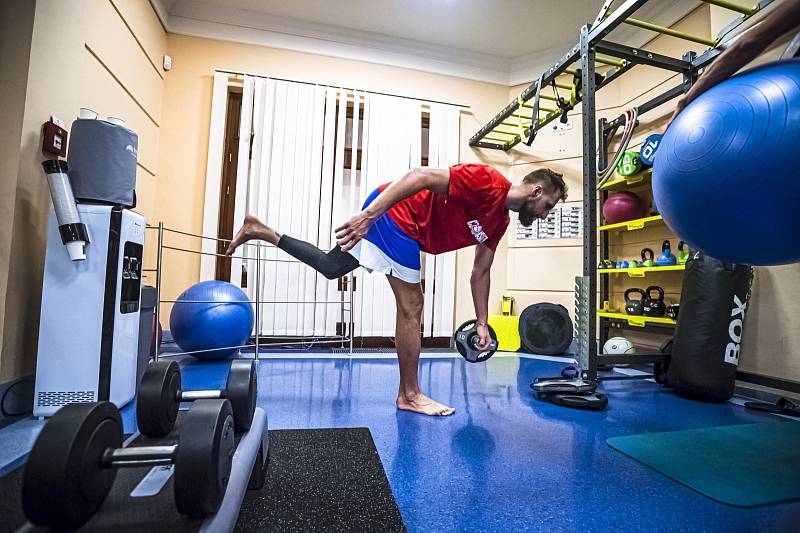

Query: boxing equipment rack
[469,0,776,381]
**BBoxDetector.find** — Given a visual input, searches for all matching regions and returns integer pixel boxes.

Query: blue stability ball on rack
[169,280,254,360]
[653,59,800,265]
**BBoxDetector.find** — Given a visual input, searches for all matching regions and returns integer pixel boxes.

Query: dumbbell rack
[142,224,356,361]
[14,406,269,532]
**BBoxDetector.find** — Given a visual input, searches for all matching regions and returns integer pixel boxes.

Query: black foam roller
[518,303,573,355]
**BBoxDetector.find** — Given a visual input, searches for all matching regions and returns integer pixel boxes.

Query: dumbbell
[137,359,256,437]
[454,319,498,363]
[23,399,235,530]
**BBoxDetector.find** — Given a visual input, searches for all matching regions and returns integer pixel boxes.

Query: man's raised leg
[387,275,455,416]
[226,214,281,255]
[226,215,359,280]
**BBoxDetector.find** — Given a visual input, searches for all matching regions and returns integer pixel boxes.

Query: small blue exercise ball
[169,280,254,360]
[653,59,800,265]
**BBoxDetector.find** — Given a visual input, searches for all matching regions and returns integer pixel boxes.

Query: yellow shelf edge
[598,311,676,327]
[599,215,663,232]
[598,264,686,276]
[601,168,653,191]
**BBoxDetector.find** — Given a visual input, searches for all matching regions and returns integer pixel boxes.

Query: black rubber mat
[236,428,406,533]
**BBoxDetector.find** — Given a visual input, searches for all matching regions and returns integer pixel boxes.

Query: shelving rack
[470,0,775,380]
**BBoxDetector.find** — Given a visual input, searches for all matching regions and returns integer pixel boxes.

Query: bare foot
[396,392,455,416]
[225,214,277,255]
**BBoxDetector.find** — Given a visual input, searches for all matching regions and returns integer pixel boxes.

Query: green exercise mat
[607,422,800,507]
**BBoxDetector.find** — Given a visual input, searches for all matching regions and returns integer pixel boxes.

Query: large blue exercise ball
[169,280,254,360]
[653,59,800,265]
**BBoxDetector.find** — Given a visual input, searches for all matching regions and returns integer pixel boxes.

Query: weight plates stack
[530,376,608,411]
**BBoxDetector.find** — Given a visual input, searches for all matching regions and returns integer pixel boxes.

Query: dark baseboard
[736,371,800,395]
[251,335,451,350]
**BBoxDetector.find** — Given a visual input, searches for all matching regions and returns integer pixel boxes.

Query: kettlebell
[628,259,641,268]
[598,259,615,270]
[641,248,655,267]
[642,286,666,317]
[667,304,680,321]
[624,288,646,316]
[618,260,630,269]
[677,241,689,264]
[657,240,677,266]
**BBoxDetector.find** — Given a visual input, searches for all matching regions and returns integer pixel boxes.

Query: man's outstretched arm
[471,243,495,349]
[335,167,449,251]
[671,0,800,121]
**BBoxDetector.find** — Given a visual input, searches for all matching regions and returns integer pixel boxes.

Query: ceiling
[152,0,700,84]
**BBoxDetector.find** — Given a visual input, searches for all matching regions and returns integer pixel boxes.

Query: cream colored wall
[156,34,510,329]
[0,0,36,382]
[0,0,166,382]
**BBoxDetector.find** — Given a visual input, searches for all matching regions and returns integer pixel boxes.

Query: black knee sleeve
[277,236,360,280]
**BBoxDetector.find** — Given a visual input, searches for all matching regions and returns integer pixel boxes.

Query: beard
[518,206,536,227]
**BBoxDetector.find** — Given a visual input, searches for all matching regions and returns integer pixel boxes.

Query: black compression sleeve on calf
[277,235,360,280]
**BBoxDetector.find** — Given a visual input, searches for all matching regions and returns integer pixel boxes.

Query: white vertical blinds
[203,75,460,339]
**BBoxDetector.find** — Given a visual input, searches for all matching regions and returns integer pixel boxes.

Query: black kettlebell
[641,248,655,267]
[642,286,666,317]
[597,259,615,270]
[624,288,646,316]
[667,304,680,321]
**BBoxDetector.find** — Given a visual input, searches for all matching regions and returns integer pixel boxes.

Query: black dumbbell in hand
[137,359,256,437]
[23,399,235,530]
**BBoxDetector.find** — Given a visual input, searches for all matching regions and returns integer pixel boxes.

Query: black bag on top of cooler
[665,251,753,402]
[67,118,138,207]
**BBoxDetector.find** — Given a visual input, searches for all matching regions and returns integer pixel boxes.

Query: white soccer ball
[603,337,635,354]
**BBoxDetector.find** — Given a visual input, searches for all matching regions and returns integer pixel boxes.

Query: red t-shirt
[379,164,511,254]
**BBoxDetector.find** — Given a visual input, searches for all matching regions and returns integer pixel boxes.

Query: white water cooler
[34,203,145,417]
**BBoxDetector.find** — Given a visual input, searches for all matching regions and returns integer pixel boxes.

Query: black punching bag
[666,252,753,401]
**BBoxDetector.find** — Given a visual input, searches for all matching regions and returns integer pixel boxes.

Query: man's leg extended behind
[387,274,455,416]
[227,214,359,280]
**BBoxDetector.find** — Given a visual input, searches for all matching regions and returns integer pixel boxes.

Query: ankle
[269,229,282,246]
[398,389,421,402]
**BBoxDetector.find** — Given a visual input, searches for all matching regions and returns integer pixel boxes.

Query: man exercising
[226,164,567,416]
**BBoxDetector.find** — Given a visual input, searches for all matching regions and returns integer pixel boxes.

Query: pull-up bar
[596,55,626,67]
[700,0,756,15]
[624,18,718,47]
[511,109,557,118]
[518,104,558,113]
[491,128,523,136]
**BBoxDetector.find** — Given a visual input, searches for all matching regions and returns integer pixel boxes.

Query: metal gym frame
[143,224,355,361]
[470,0,775,381]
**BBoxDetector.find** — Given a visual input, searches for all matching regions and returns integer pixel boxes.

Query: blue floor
[6,352,800,532]
[134,352,799,532]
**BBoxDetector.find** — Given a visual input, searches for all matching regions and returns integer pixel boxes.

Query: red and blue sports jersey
[378,164,511,254]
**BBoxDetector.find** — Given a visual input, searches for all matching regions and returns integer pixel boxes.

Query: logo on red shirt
[467,220,488,243]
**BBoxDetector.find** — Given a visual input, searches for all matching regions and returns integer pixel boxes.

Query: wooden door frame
[215,88,244,281]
